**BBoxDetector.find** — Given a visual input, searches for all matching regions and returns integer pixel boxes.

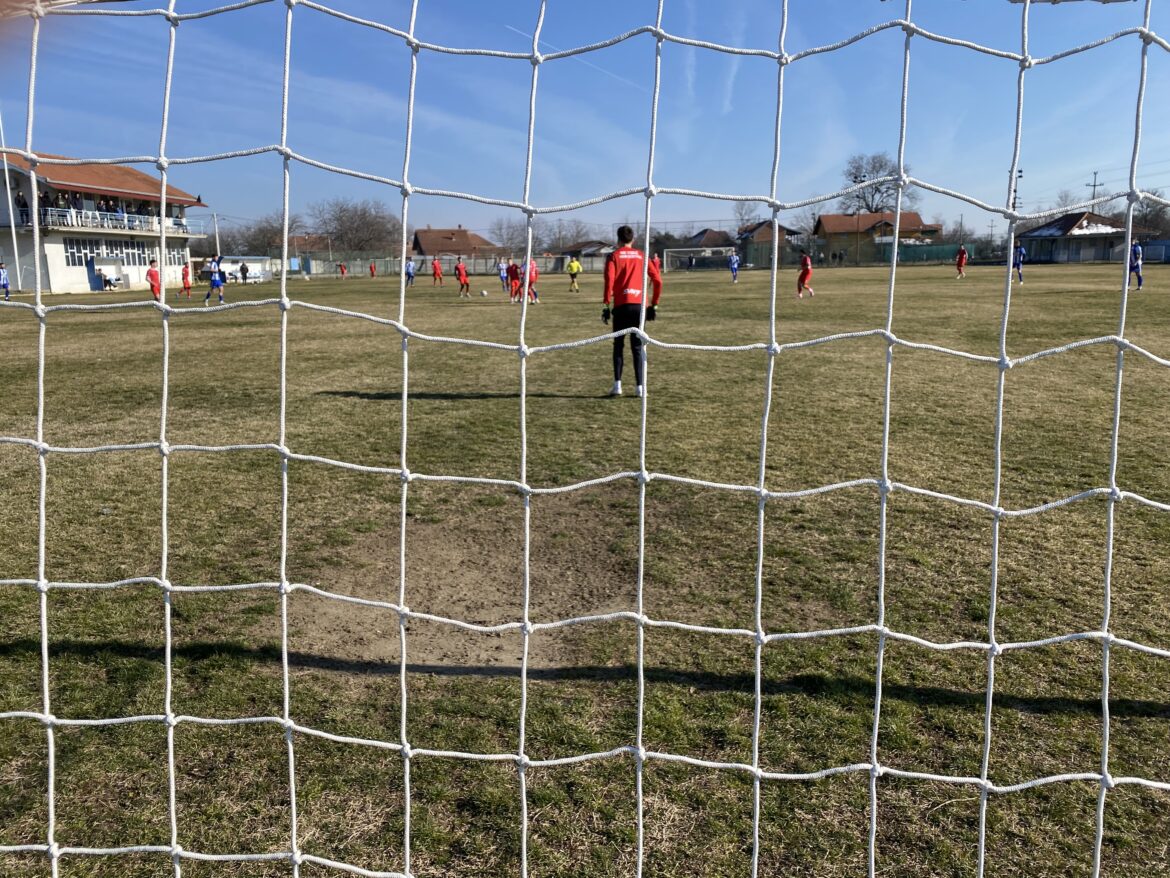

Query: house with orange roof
[1,152,207,293]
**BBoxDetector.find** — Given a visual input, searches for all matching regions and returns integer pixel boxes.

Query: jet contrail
[505,24,649,93]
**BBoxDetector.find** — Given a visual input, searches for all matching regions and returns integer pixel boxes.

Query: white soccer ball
[480,289,488,296]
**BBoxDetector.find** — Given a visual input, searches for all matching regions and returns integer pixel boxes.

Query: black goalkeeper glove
[646,305,657,322]
[601,305,610,324]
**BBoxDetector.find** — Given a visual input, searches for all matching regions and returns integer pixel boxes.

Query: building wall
[40,232,192,293]
[1022,236,1123,263]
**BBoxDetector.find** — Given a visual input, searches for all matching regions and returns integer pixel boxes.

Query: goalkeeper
[601,225,663,398]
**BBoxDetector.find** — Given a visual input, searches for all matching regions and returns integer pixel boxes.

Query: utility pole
[1010,169,1023,211]
[851,173,866,265]
[958,212,964,244]
[213,212,221,255]
[987,220,995,250]
[1085,170,1101,200]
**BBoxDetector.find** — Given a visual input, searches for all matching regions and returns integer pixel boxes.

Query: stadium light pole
[851,173,867,266]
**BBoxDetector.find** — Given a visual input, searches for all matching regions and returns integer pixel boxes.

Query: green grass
[1,263,1169,876]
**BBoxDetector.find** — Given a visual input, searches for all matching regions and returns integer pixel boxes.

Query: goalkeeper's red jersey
[603,245,662,307]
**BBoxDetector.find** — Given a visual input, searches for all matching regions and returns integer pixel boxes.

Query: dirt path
[290,489,638,671]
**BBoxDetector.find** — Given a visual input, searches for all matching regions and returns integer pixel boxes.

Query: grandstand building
[1,154,206,293]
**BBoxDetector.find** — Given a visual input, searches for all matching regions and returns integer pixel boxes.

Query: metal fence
[285,252,610,278]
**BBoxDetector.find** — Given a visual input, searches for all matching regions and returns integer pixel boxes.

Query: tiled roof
[562,239,613,255]
[412,227,499,256]
[737,220,798,241]
[288,234,333,251]
[816,211,939,235]
[1018,211,1126,239]
[685,228,736,248]
[3,152,204,206]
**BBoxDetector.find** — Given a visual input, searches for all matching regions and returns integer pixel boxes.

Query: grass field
[1,262,1168,877]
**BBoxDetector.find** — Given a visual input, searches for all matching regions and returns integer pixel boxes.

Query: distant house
[737,219,799,268]
[814,211,941,264]
[412,225,498,258]
[684,228,736,249]
[1017,211,1135,263]
[1,152,206,293]
[287,234,333,254]
[561,239,614,258]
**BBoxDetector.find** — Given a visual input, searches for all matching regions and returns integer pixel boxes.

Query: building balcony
[4,208,206,237]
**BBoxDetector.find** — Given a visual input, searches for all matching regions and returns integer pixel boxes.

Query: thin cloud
[720,6,748,115]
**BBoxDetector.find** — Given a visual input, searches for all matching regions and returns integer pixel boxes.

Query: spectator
[239,261,250,284]
[14,191,28,224]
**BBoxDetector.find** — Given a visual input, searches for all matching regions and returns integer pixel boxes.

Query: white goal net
[1,1,1169,877]
[662,247,737,272]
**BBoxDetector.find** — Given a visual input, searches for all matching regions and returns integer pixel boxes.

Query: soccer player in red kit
[338,262,348,279]
[507,258,522,303]
[369,261,376,278]
[955,245,968,279]
[146,258,162,302]
[525,259,540,303]
[455,257,471,297]
[796,248,814,299]
[602,225,662,397]
[180,263,192,299]
[431,257,444,286]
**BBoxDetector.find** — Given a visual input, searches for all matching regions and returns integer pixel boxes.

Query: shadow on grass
[12,638,1169,719]
[318,390,608,401]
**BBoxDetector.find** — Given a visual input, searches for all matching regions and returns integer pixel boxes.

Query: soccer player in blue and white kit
[728,251,740,283]
[0,261,9,301]
[1130,241,1144,291]
[1012,243,1026,284]
[204,255,224,306]
[497,258,508,292]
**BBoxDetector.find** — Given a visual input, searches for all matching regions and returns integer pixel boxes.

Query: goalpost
[661,247,737,272]
[1,1,1168,877]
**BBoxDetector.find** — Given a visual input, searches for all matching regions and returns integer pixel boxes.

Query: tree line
[193,156,1169,259]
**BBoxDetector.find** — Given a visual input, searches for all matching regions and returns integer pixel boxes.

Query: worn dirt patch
[289,486,639,671]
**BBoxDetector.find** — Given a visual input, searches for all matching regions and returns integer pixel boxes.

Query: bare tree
[542,218,596,253]
[733,200,763,232]
[308,197,403,252]
[1107,188,1170,238]
[488,216,533,255]
[838,152,919,214]
[241,210,305,255]
[789,205,820,245]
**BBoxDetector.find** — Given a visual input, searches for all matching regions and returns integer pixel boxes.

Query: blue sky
[1,0,1167,242]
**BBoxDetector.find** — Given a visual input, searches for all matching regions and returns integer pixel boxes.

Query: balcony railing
[4,208,205,236]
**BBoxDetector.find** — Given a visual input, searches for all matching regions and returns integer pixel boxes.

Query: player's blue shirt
[1131,243,1142,265]
[728,254,740,269]
[0,267,8,287]
[405,261,415,277]
[1013,246,1026,266]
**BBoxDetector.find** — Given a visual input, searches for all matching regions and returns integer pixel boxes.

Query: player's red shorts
[510,279,521,296]
[797,269,812,289]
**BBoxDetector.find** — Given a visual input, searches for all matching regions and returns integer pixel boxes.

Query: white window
[63,237,100,267]
[64,237,82,267]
